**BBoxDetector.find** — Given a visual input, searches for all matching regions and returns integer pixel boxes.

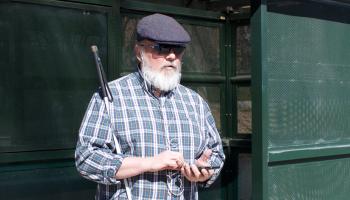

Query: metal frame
[269,143,350,164]
[228,14,253,200]
[251,3,268,200]
[120,0,226,20]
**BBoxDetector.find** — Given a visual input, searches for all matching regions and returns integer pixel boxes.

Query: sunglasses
[139,43,186,56]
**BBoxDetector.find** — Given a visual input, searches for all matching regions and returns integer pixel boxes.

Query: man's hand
[181,149,214,182]
[147,150,185,172]
[115,151,184,179]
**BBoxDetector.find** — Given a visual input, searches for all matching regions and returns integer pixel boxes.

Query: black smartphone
[196,165,221,171]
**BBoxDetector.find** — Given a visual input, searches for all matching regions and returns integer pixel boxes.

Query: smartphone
[196,165,221,171]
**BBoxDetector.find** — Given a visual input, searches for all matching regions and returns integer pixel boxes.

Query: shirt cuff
[103,154,125,184]
[199,155,223,188]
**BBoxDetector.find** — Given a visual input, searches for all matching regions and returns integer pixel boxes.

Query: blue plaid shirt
[75,71,225,200]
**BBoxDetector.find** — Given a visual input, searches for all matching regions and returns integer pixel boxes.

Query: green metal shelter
[1,0,350,199]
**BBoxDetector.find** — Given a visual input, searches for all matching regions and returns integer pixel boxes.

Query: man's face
[137,40,184,75]
[136,40,185,92]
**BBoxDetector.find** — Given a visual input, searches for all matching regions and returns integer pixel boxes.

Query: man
[75,13,225,200]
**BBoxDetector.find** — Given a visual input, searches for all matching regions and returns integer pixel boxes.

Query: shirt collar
[136,66,176,98]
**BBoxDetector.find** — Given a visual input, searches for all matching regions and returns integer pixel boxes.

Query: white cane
[91,45,132,200]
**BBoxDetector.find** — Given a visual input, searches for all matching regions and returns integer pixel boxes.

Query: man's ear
[134,44,142,62]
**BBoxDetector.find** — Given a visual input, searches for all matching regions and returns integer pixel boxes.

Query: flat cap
[137,13,191,46]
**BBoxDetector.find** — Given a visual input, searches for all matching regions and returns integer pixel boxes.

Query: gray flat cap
[137,13,191,46]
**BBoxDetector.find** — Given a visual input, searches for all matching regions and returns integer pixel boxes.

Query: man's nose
[165,49,176,60]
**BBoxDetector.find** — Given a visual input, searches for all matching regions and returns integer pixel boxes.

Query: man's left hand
[181,149,214,182]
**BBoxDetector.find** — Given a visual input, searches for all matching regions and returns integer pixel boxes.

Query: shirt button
[107,168,115,178]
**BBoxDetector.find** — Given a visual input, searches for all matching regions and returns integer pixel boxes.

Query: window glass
[0,3,107,152]
[187,85,221,133]
[237,86,252,134]
[236,25,251,75]
[121,15,139,71]
[181,24,220,74]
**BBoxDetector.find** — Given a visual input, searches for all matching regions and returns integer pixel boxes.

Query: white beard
[140,51,181,92]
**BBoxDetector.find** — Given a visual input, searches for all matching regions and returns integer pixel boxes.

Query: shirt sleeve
[75,93,125,185]
[199,101,226,188]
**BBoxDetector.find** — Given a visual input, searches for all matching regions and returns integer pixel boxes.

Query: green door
[252,0,350,199]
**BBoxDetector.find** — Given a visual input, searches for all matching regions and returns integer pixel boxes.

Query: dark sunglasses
[139,43,186,56]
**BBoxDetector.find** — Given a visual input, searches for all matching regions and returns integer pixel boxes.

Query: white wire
[166,171,184,197]
[104,97,132,200]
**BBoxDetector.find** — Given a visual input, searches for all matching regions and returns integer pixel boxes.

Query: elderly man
[75,13,225,200]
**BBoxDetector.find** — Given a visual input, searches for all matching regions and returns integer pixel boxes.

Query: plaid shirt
[75,71,225,200]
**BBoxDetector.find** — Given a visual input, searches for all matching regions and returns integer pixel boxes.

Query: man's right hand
[115,151,185,179]
[147,150,185,172]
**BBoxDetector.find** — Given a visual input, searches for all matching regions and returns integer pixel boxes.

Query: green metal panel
[0,1,110,153]
[0,0,115,199]
[0,163,96,200]
[252,0,350,199]
[0,150,74,164]
[268,158,350,200]
[266,11,350,149]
